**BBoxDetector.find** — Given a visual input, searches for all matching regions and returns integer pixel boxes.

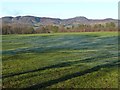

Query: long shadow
[0,55,116,78]
[2,61,72,78]
[2,54,116,79]
[25,60,119,89]
[3,36,118,55]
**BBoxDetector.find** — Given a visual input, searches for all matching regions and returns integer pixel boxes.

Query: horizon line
[1,15,118,20]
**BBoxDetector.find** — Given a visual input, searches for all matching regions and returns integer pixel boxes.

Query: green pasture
[2,32,119,88]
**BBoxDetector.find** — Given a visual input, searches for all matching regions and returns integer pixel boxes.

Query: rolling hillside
[1,16,118,26]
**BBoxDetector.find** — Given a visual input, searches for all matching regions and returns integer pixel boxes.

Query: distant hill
[1,16,118,26]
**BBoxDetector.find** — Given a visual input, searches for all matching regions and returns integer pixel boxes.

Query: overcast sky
[0,0,119,19]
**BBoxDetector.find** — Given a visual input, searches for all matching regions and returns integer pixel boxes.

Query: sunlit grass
[2,32,119,88]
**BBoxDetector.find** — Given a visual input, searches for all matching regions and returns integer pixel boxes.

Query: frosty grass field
[2,32,119,88]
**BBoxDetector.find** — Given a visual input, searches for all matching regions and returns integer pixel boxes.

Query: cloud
[1,0,119,3]
[1,7,22,17]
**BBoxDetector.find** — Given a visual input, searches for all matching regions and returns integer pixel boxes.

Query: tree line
[1,22,118,34]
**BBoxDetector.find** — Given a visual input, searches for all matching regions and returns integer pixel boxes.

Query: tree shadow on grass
[24,60,119,89]
[2,54,117,79]
[2,36,118,55]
